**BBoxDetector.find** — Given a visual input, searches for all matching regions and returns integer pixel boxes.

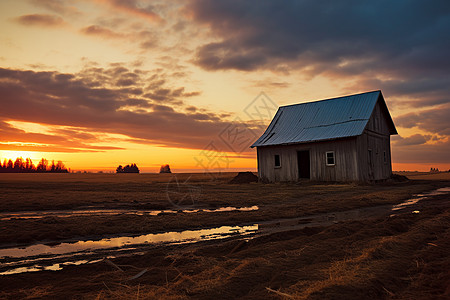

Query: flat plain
[0,172,449,299]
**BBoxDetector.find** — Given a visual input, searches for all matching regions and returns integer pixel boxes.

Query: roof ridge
[280,90,381,108]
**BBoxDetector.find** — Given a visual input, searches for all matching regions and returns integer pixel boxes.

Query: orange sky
[0,1,449,172]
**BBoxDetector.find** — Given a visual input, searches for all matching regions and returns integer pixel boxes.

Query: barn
[251,90,397,182]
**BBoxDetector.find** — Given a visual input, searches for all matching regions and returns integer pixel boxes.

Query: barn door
[368,149,374,180]
[297,150,310,179]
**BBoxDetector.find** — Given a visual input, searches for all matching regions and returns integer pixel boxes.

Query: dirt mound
[390,174,409,182]
[229,172,258,184]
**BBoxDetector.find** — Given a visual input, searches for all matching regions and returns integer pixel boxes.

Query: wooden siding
[256,98,395,182]
[257,138,359,182]
[357,100,393,181]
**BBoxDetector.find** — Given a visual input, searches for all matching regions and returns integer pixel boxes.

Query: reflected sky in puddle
[0,205,259,221]
[0,225,258,260]
[0,225,257,275]
[0,259,103,275]
[1,187,448,276]
[392,187,450,211]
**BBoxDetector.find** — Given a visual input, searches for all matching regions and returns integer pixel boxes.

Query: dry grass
[403,172,450,180]
[1,173,446,245]
[0,174,449,299]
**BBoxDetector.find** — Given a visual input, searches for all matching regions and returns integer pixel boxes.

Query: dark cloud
[395,103,450,135]
[188,0,450,74]
[75,63,199,103]
[80,25,124,38]
[392,139,450,164]
[188,1,450,105]
[15,13,66,27]
[392,134,430,146]
[0,67,260,152]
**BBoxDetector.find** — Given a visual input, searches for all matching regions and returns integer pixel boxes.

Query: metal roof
[251,90,397,148]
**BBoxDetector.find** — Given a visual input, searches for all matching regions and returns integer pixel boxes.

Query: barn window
[274,154,281,168]
[326,151,335,166]
[383,151,387,164]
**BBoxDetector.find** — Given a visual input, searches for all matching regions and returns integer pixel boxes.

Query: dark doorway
[297,150,310,179]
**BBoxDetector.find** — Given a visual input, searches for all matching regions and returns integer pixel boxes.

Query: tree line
[116,163,139,173]
[0,158,69,173]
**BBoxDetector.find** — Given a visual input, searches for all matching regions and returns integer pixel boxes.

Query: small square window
[326,151,335,166]
[274,154,281,168]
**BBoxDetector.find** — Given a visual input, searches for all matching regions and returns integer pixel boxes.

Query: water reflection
[0,225,258,259]
[1,187,448,276]
[392,187,450,211]
[0,205,259,221]
[1,259,103,275]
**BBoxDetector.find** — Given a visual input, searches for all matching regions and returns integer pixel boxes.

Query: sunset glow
[1,1,449,172]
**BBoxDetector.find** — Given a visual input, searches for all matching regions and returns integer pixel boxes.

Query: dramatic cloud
[15,13,66,27]
[392,134,430,146]
[0,120,125,152]
[80,25,125,39]
[0,67,259,152]
[188,1,450,74]
[392,139,450,164]
[187,1,450,111]
[395,103,450,135]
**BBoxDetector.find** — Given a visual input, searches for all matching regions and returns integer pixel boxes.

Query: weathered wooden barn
[251,90,397,182]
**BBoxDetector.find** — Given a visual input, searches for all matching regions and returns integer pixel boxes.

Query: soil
[0,173,449,299]
[229,172,258,184]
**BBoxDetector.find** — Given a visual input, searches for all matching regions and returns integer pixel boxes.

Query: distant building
[251,90,397,182]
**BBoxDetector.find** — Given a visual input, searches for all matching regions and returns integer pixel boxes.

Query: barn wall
[257,138,359,182]
[365,101,392,135]
[356,100,393,181]
[356,132,392,181]
[256,98,395,182]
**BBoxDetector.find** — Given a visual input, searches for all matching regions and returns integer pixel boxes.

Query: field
[0,173,449,299]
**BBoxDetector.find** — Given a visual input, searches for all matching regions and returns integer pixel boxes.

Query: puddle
[0,225,258,275]
[0,259,103,276]
[0,225,258,259]
[391,187,450,211]
[1,187,448,276]
[259,186,450,233]
[0,205,259,221]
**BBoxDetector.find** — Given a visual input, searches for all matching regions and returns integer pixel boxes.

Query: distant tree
[0,157,67,173]
[25,158,35,172]
[37,158,48,172]
[116,163,139,173]
[7,159,13,171]
[159,164,171,173]
[55,161,64,172]
[13,157,25,172]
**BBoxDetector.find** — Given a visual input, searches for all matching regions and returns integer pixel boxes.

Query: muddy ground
[0,173,449,299]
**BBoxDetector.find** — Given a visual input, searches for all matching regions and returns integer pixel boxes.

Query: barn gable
[252,91,397,182]
[251,90,396,148]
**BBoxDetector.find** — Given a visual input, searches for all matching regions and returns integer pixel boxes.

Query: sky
[0,0,449,172]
